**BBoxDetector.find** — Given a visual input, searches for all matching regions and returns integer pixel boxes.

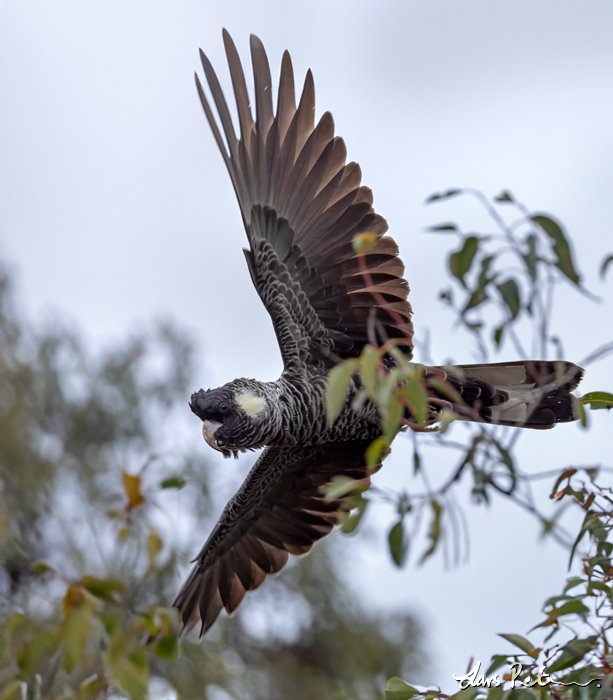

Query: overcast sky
[2,0,613,692]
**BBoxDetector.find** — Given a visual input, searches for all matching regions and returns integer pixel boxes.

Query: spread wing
[196,31,414,371]
[174,441,381,636]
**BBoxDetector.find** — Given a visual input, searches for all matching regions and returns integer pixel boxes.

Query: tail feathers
[429,360,584,429]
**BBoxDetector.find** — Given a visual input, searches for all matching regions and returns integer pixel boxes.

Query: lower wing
[174,440,381,636]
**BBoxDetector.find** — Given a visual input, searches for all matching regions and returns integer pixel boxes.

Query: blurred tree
[0,260,422,699]
[3,189,611,700]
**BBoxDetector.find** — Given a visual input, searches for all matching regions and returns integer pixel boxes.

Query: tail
[429,360,584,429]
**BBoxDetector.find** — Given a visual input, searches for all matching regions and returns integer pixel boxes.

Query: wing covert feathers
[196,31,414,365]
[173,441,381,636]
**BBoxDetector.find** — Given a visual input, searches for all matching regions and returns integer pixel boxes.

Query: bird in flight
[174,31,583,636]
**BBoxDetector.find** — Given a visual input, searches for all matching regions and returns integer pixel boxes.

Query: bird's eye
[219,402,228,412]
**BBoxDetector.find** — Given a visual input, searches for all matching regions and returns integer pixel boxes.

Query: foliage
[0,262,422,699]
[383,467,613,698]
[2,185,612,698]
[326,190,613,695]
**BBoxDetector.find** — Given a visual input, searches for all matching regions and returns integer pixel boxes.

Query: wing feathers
[199,49,238,160]
[250,34,274,137]
[174,441,384,636]
[222,30,254,147]
[295,69,316,156]
[194,73,231,164]
[196,32,414,366]
[277,51,296,141]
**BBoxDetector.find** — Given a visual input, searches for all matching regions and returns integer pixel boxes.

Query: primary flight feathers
[195,29,414,366]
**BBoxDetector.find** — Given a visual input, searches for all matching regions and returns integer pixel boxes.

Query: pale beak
[202,420,223,452]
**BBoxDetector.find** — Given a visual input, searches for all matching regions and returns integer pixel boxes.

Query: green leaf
[572,395,588,427]
[600,253,613,280]
[553,599,591,618]
[449,237,479,287]
[321,475,367,500]
[425,188,462,204]
[536,598,590,628]
[0,681,24,700]
[388,520,408,567]
[352,231,378,254]
[79,676,108,695]
[106,635,149,700]
[547,636,597,673]
[494,190,514,202]
[427,222,458,232]
[496,279,521,320]
[563,577,584,593]
[493,439,514,473]
[568,509,595,568]
[438,408,459,434]
[532,214,581,285]
[485,655,509,676]
[543,593,573,608]
[405,367,428,423]
[62,585,97,672]
[155,634,179,662]
[100,608,120,635]
[589,580,612,595]
[549,467,577,498]
[463,256,494,313]
[141,606,176,638]
[377,367,400,411]
[339,496,368,534]
[366,437,391,470]
[383,395,404,438]
[450,688,481,700]
[389,346,413,370]
[31,561,55,574]
[413,448,421,474]
[419,499,443,564]
[485,685,504,700]
[502,689,534,700]
[325,359,359,424]
[147,530,163,569]
[463,290,488,313]
[427,376,463,404]
[523,234,539,282]
[385,677,419,700]
[160,476,186,489]
[360,345,381,400]
[493,325,504,347]
[580,391,613,410]
[498,632,535,654]
[15,628,60,678]
[80,575,125,602]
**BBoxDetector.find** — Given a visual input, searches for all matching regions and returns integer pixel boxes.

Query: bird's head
[189,381,269,458]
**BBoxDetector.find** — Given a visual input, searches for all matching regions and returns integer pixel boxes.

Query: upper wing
[196,31,414,370]
[174,441,381,636]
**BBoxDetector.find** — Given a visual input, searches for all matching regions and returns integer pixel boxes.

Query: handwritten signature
[453,661,601,690]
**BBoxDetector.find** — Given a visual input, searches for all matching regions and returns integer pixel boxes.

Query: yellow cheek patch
[236,391,266,418]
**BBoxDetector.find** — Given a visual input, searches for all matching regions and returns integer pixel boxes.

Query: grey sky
[2,0,613,691]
